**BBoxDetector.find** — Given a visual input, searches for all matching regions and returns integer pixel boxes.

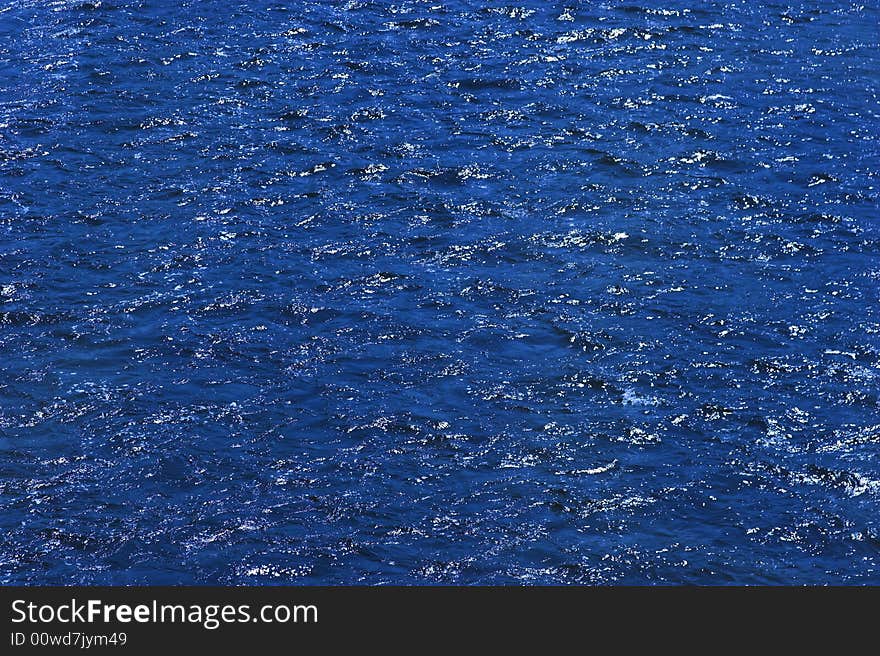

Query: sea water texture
[0,0,878,585]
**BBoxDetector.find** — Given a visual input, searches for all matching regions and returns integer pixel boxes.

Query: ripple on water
[0,0,878,585]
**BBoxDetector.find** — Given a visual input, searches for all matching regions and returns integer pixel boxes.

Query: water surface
[1,0,879,584]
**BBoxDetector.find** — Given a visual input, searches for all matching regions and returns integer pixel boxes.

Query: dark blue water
[1,0,878,585]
